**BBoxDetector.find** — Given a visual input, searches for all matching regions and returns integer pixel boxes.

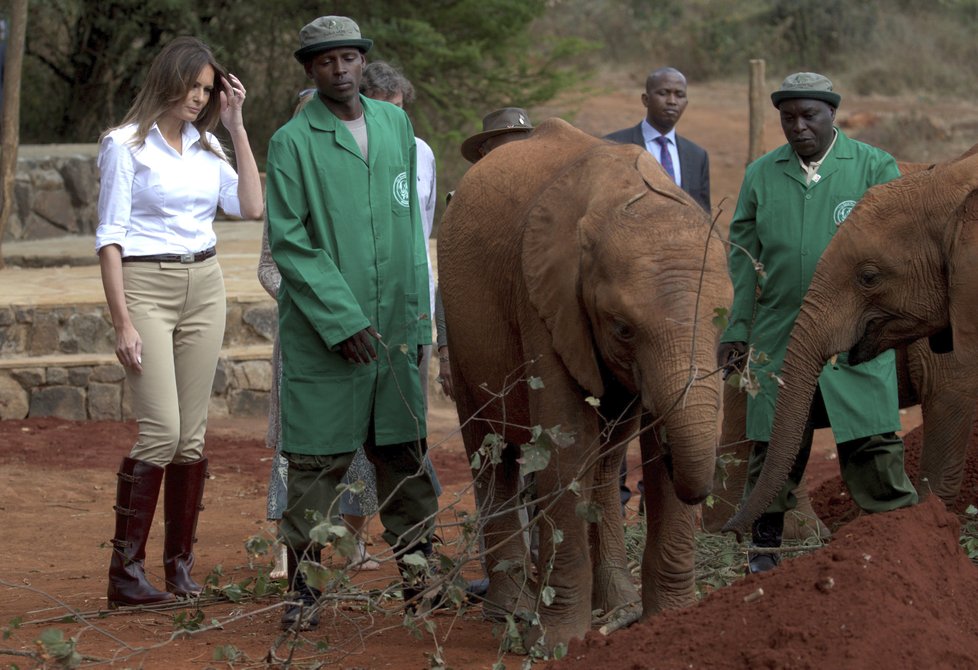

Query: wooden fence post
[747,59,765,166]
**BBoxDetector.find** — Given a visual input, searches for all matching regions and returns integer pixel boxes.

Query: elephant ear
[947,184,978,361]
[522,155,605,397]
[636,150,693,206]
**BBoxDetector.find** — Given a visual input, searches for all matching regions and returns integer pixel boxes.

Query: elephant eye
[613,319,635,342]
[858,266,881,288]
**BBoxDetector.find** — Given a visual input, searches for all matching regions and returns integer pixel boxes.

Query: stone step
[0,343,274,421]
[0,295,277,359]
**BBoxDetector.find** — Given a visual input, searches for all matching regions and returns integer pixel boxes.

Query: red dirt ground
[551,496,978,670]
[6,409,977,669]
[0,405,510,669]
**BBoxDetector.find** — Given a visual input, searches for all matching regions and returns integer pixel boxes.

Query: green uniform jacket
[722,129,901,443]
[265,95,431,455]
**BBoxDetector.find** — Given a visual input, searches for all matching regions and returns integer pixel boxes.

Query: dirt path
[0,403,506,669]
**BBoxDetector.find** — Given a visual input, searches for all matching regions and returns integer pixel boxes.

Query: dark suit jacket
[604,123,711,212]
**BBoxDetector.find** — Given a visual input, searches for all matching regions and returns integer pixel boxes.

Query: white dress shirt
[640,119,682,189]
[96,122,241,255]
[416,136,437,313]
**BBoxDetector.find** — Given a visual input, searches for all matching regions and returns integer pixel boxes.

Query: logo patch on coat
[393,171,410,208]
[833,199,857,226]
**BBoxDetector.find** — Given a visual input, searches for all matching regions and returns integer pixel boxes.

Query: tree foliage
[16,0,978,176]
[21,0,591,170]
[25,1,224,143]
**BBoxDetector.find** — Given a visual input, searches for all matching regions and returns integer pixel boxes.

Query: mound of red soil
[551,496,978,670]
[813,418,978,529]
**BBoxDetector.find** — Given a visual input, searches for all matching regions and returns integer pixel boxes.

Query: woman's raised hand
[220,73,247,131]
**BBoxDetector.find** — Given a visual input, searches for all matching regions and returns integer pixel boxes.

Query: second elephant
[725,145,978,539]
[703,157,978,537]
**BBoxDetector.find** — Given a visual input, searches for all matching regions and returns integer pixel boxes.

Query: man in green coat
[717,72,917,573]
[265,15,437,629]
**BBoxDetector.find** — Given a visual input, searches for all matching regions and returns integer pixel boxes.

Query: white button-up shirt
[416,136,437,314]
[95,122,241,255]
[640,119,682,189]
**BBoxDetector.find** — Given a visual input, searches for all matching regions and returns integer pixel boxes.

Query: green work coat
[722,129,901,443]
[265,95,431,455]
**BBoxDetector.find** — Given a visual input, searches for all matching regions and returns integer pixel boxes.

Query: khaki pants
[123,258,226,466]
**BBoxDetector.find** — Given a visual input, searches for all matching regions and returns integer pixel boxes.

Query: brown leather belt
[122,247,216,264]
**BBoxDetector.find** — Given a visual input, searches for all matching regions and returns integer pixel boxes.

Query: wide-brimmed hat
[460,108,533,163]
[771,72,841,109]
[294,16,372,63]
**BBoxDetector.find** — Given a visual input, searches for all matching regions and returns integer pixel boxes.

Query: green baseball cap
[771,72,841,109]
[294,16,373,63]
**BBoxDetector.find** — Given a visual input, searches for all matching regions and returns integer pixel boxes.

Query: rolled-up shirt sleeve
[214,136,242,218]
[95,135,135,253]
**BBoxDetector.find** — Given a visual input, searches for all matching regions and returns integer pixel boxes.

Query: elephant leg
[529,450,595,651]
[918,389,978,503]
[520,355,601,652]
[639,420,697,615]
[783,475,831,540]
[590,439,640,615]
[467,431,535,620]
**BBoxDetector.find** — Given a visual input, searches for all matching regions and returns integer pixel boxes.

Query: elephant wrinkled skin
[438,118,729,650]
[725,145,978,539]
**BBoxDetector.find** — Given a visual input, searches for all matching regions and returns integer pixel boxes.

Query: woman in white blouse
[96,37,262,608]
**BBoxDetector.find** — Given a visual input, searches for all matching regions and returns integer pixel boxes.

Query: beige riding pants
[122,257,226,466]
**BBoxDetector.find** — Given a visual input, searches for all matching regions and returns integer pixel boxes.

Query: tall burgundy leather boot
[163,458,208,597]
[107,457,176,608]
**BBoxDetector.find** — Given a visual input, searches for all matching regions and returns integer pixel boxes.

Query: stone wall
[4,144,241,245]
[0,145,280,421]
[5,145,100,242]
[0,353,273,422]
[0,298,277,359]
[0,297,278,421]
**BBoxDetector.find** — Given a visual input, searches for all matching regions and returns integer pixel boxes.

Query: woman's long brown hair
[104,36,227,155]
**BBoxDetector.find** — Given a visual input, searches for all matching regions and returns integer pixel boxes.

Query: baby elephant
[438,118,729,651]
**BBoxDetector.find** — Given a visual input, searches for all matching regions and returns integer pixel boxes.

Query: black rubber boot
[464,578,490,601]
[397,540,433,612]
[280,547,321,631]
[747,512,784,574]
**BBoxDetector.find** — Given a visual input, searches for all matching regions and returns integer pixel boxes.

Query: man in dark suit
[607,67,712,513]
[605,67,711,212]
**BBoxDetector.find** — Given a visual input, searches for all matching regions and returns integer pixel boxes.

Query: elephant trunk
[722,300,844,540]
[643,364,720,505]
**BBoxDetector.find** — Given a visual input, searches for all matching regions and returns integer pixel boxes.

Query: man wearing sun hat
[265,15,439,630]
[718,71,917,574]
[459,107,534,163]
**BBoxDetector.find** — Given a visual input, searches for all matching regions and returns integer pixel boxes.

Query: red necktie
[654,136,676,182]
